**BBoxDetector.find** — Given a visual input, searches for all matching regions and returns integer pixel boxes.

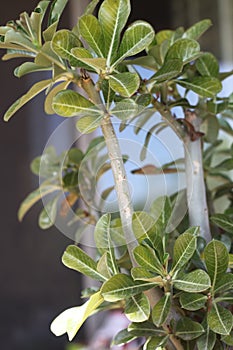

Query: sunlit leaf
[76,114,104,134]
[133,245,165,276]
[98,0,130,67]
[125,293,150,322]
[183,19,212,40]
[174,269,211,292]
[143,335,169,349]
[204,240,229,289]
[165,38,200,64]
[38,195,59,229]
[171,227,198,274]
[51,29,81,66]
[62,244,106,281]
[52,89,101,117]
[113,20,154,66]
[110,99,141,120]
[48,0,68,26]
[101,273,157,302]
[132,211,155,242]
[149,58,183,84]
[196,53,219,77]
[176,77,222,98]
[50,291,104,341]
[79,14,105,57]
[128,321,165,337]
[109,72,140,97]
[152,293,171,327]
[112,328,136,346]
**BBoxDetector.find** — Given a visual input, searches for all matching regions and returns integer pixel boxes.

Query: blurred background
[0,1,233,349]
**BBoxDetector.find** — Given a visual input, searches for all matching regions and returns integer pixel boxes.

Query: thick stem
[101,116,138,263]
[184,112,212,243]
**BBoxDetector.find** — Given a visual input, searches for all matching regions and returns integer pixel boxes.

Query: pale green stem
[184,112,212,243]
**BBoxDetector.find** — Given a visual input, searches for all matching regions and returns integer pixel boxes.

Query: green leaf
[221,331,233,346]
[109,72,140,97]
[14,62,50,78]
[62,245,106,282]
[97,252,113,279]
[112,328,136,346]
[201,115,219,144]
[210,214,233,234]
[131,267,163,284]
[133,245,165,276]
[95,214,119,274]
[50,291,104,341]
[152,293,171,327]
[125,293,150,322]
[51,29,81,65]
[4,79,53,121]
[98,0,130,67]
[18,184,61,221]
[176,77,222,98]
[213,273,233,295]
[132,211,155,242]
[128,321,165,337]
[196,53,219,77]
[165,38,200,64]
[71,47,106,72]
[143,335,169,349]
[207,303,233,335]
[110,99,141,121]
[204,240,229,288]
[101,273,157,302]
[175,317,205,340]
[113,20,154,66]
[171,227,198,274]
[149,58,183,84]
[76,114,104,134]
[179,292,207,311]
[38,195,59,229]
[197,326,216,350]
[44,80,71,114]
[52,89,101,117]
[78,14,104,57]
[174,269,211,292]
[83,0,101,15]
[183,19,212,40]
[48,0,68,26]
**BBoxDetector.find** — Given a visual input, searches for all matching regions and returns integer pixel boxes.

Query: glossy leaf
[71,54,107,73]
[18,184,61,221]
[179,292,207,311]
[174,269,211,292]
[4,79,53,121]
[165,38,200,64]
[183,19,212,40]
[207,303,233,335]
[210,214,233,234]
[109,72,140,97]
[133,245,165,276]
[171,227,198,274]
[44,80,71,114]
[196,53,219,77]
[50,291,104,341]
[152,293,171,327]
[204,240,229,288]
[176,77,222,98]
[14,62,50,78]
[101,273,157,302]
[175,317,205,340]
[125,293,150,322]
[113,20,154,66]
[62,245,106,282]
[52,89,101,117]
[79,14,105,57]
[98,0,130,67]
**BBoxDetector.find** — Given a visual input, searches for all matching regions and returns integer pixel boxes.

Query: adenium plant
[1,0,233,349]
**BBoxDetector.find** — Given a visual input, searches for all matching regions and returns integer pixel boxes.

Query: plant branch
[184,111,212,243]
